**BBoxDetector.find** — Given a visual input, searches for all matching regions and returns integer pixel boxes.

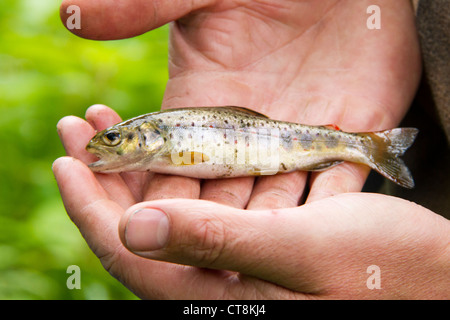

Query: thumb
[118,198,318,292]
[60,0,215,40]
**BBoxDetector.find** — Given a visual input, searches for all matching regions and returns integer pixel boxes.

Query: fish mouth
[88,159,112,172]
[86,143,107,158]
[85,145,116,172]
[87,157,127,173]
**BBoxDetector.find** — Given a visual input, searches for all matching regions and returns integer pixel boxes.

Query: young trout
[86,107,418,188]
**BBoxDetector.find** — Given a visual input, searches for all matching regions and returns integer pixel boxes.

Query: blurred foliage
[0,0,169,299]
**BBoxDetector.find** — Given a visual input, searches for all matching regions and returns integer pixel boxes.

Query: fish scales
[86,106,418,188]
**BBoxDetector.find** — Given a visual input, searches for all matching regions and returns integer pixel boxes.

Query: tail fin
[366,128,418,188]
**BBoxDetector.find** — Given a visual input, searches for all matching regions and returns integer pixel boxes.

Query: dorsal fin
[224,106,270,118]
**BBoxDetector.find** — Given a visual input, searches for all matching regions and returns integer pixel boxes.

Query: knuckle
[185,215,229,267]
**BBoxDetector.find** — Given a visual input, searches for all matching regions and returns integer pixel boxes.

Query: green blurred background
[0,0,168,299]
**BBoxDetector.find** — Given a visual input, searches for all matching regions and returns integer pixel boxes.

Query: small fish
[86,106,418,188]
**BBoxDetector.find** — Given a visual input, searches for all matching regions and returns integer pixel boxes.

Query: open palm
[55,0,422,298]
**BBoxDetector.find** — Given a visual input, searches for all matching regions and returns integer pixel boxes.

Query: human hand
[52,138,450,299]
[60,0,421,207]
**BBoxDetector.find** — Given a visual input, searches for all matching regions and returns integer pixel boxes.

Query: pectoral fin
[168,151,210,165]
[307,160,344,171]
[248,167,279,176]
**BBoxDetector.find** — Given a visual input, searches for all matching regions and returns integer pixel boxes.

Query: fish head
[86,121,165,172]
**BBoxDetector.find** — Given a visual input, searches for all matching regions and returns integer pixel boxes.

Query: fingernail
[125,208,170,251]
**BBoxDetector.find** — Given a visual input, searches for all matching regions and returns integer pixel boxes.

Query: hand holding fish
[52,0,449,299]
[60,0,422,205]
[53,152,449,299]
[54,105,449,299]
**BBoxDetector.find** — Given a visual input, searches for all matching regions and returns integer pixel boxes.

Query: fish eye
[103,130,121,146]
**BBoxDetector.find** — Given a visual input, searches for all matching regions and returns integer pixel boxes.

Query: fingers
[85,104,149,201]
[60,0,215,40]
[85,103,122,130]
[53,157,297,299]
[306,163,370,203]
[57,115,96,164]
[52,157,125,260]
[118,198,324,293]
[119,194,438,297]
[143,173,201,201]
[200,177,254,208]
[56,106,135,208]
[51,157,208,299]
[246,171,308,209]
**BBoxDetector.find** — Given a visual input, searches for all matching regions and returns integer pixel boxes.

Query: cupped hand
[60,0,421,207]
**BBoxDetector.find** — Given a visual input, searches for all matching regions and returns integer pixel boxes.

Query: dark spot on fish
[116,149,124,155]
[191,122,195,126]
[169,133,173,139]
[281,133,293,150]
[176,123,180,127]
[300,133,313,149]
[154,129,160,135]
[281,163,287,171]
[158,119,163,123]
[127,133,134,140]
[138,143,142,148]
[224,120,228,124]
[325,134,339,148]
